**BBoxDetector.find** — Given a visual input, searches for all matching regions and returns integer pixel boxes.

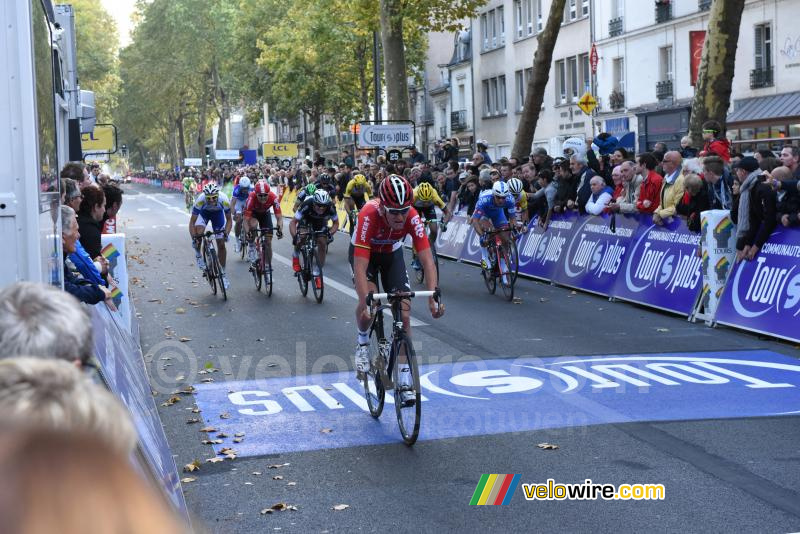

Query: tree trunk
[379,0,409,121]
[176,109,187,162]
[197,75,211,164]
[356,38,371,122]
[212,64,229,150]
[511,0,567,160]
[311,109,322,158]
[688,0,746,147]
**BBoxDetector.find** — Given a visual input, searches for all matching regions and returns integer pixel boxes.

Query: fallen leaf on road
[268,463,290,469]
[205,457,223,464]
[220,412,231,419]
[201,378,214,383]
[161,396,181,407]
[537,442,559,450]
[186,418,201,424]
[181,477,197,483]
[320,428,333,434]
[330,316,337,320]
[175,307,186,314]
[175,375,186,381]
[286,482,297,486]
[234,432,245,437]
[216,432,229,438]
[539,297,549,303]
[183,460,201,472]
[332,504,349,511]
[148,298,162,303]
[656,328,670,332]
[233,438,244,444]
[201,439,223,445]
[273,475,283,480]
[244,482,253,486]
[256,338,264,342]
[219,447,237,456]
[260,503,298,515]
[191,408,201,413]
[252,471,262,476]
[180,385,195,394]
[179,337,191,342]
[512,298,522,304]
[225,453,237,460]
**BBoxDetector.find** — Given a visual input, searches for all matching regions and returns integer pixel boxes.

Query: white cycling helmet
[239,176,251,189]
[507,177,524,196]
[202,183,219,196]
[492,181,510,198]
[312,189,331,205]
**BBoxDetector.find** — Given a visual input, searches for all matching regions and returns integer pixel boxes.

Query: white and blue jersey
[231,185,250,214]
[192,192,231,231]
[471,189,517,228]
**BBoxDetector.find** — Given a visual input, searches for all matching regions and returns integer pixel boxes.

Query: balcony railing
[750,67,774,89]
[609,17,623,37]
[655,2,672,24]
[656,79,674,100]
[451,109,468,131]
[698,0,712,11]
[609,90,625,110]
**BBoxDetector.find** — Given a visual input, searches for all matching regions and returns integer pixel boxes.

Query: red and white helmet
[255,180,270,196]
[379,174,413,209]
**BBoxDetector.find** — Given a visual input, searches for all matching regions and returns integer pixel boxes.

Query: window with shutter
[754,25,764,70]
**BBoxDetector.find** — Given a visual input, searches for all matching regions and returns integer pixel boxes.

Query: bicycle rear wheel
[297,246,309,297]
[498,246,514,301]
[393,336,421,445]
[482,246,496,294]
[362,314,385,418]
[509,237,520,284]
[239,232,246,261]
[264,256,273,297]
[312,247,324,303]
[203,243,217,295]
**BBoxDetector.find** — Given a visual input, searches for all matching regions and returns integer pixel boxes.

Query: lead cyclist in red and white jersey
[350,175,445,402]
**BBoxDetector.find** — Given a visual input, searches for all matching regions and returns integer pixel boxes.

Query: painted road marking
[193,350,800,456]
[137,208,151,212]
[271,252,428,327]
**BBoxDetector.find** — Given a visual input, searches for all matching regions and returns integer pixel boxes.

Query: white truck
[0,0,95,288]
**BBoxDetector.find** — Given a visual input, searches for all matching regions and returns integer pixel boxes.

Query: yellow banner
[157,163,172,170]
[81,125,116,152]
[263,143,299,158]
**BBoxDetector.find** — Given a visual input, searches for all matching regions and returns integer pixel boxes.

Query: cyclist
[343,173,373,233]
[351,175,445,403]
[230,176,252,253]
[244,180,283,268]
[471,181,526,272]
[189,183,233,289]
[316,173,337,197]
[410,182,451,271]
[506,177,530,226]
[293,182,318,212]
[182,172,197,210]
[290,189,339,287]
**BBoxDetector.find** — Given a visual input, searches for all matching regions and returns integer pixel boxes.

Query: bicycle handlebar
[367,288,441,306]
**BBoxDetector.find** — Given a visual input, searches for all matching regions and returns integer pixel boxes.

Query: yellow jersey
[344,179,373,199]
[413,186,446,209]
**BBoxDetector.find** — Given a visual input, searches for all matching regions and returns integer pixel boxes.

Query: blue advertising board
[551,212,638,296]
[516,212,579,281]
[434,213,470,259]
[192,350,800,457]
[613,215,703,315]
[714,228,800,343]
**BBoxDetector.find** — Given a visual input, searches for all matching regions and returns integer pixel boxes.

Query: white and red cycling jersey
[351,199,430,259]
[244,190,281,218]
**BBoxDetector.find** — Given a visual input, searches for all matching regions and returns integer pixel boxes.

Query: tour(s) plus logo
[562,218,627,279]
[731,256,800,318]
[624,225,702,294]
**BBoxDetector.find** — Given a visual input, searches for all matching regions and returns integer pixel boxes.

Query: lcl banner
[517,212,580,281]
[715,228,800,343]
[551,212,638,296]
[612,215,704,315]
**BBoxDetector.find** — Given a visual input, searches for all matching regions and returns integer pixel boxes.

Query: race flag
[101,243,120,260]
[109,286,122,299]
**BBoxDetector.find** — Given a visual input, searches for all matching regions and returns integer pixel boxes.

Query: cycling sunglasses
[206,195,219,202]
[257,193,268,199]
[386,206,410,216]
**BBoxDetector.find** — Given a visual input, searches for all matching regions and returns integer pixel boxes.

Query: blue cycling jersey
[472,189,517,223]
[232,185,250,202]
[192,192,231,217]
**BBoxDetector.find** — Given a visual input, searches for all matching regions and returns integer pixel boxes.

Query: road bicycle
[235,216,247,261]
[248,227,273,297]
[198,230,226,300]
[296,228,329,303]
[411,218,445,285]
[480,228,517,301]
[361,287,441,445]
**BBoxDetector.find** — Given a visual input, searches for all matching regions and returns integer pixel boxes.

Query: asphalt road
[122,183,800,533]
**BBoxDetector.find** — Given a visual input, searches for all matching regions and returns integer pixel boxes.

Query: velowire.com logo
[469,474,521,505]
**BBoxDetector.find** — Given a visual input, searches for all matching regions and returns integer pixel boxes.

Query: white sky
[100,0,137,48]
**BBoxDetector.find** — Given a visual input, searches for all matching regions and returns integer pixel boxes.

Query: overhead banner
[214,149,241,160]
[517,212,579,281]
[183,158,202,167]
[357,122,414,149]
[613,215,703,315]
[715,228,800,343]
[262,143,298,158]
[552,213,637,296]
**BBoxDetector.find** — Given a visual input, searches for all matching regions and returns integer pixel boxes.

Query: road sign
[357,122,414,149]
[262,143,298,158]
[81,124,117,152]
[183,158,202,167]
[590,43,598,74]
[577,92,598,115]
[192,350,800,456]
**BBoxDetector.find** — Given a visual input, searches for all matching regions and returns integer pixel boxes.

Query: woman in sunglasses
[351,175,445,397]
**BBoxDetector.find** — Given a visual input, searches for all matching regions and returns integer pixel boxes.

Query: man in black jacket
[731,157,777,262]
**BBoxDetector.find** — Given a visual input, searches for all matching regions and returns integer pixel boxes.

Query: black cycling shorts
[415,205,437,222]
[250,211,273,232]
[352,194,367,210]
[349,247,410,293]
[298,218,328,234]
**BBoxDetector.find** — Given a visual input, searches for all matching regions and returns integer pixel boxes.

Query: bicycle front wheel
[482,246,496,295]
[210,248,226,300]
[393,336,421,445]
[203,244,217,295]
[297,247,309,297]
[362,316,385,418]
[312,247,324,303]
[498,246,514,301]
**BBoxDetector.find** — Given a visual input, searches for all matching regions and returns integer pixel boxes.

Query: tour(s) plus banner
[697,210,737,320]
[516,212,579,281]
[435,213,470,259]
[551,212,637,296]
[714,228,800,343]
[612,215,703,315]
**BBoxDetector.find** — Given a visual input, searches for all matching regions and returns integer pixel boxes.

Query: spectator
[653,141,668,153]
[407,145,425,165]
[699,120,731,162]
[610,147,629,166]
[680,136,698,159]
[457,175,480,215]
[101,183,123,234]
[478,168,494,191]
[568,153,595,214]
[635,152,663,214]
[702,155,733,210]
[0,282,94,366]
[77,185,106,259]
[759,157,781,173]
[0,428,187,534]
[676,173,710,232]
[342,149,355,168]
[476,140,492,165]
[530,147,552,173]
[652,149,666,176]
[754,149,775,162]
[63,177,83,212]
[88,162,102,183]
[0,358,136,454]
[610,164,625,202]
[653,151,686,225]
[731,156,777,262]
[470,152,485,170]
[768,166,800,227]
[61,206,112,306]
[499,161,514,182]
[97,173,111,186]
[60,162,87,189]
[437,170,458,203]
[552,157,577,213]
[439,138,459,163]
[530,169,557,222]
[779,145,800,179]
[585,176,614,216]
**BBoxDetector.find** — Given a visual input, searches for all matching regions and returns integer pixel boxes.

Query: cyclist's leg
[259,212,274,264]
[313,222,328,270]
[381,249,413,339]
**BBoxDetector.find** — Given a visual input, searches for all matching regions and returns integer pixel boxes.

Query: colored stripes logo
[101,243,120,260]
[470,474,520,505]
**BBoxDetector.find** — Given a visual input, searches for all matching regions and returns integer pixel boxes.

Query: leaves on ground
[183,460,201,472]
[205,457,223,464]
[186,418,201,424]
[261,503,297,515]
[234,432,245,437]
[332,504,350,511]
[233,437,244,443]
[199,426,216,433]
[286,482,297,487]
[656,328,670,332]
[175,307,186,314]
[201,378,215,383]
[252,471,262,476]
[268,463,290,469]
[161,396,181,407]
[219,447,237,456]
[179,337,191,342]
[201,439,224,445]
[320,428,333,434]
[273,475,283,480]
[539,297,549,303]
[181,477,197,483]
[179,385,195,395]
[220,412,231,419]
[537,442,559,450]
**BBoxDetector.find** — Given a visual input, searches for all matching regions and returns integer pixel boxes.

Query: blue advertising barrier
[90,305,188,519]
[714,227,800,343]
[552,212,638,296]
[434,213,470,259]
[517,212,580,281]
[612,215,704,315]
